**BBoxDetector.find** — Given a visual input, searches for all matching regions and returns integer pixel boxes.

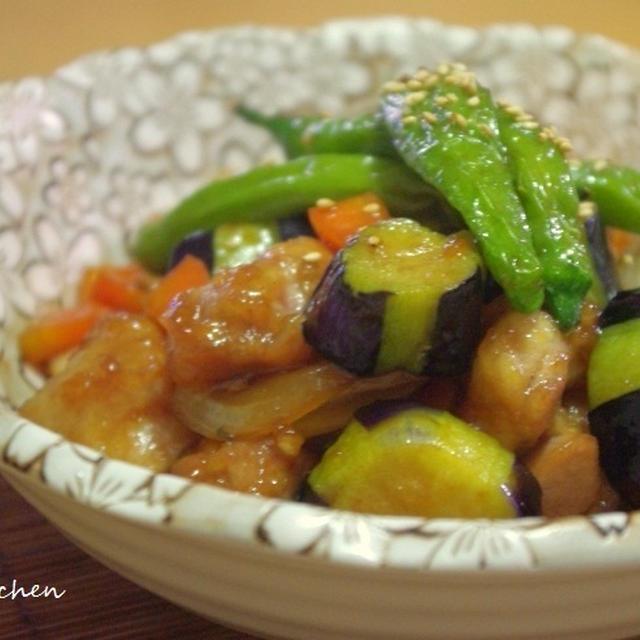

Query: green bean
[132,154,443,273]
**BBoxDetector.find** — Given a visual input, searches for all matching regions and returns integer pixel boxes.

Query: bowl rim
[3,410,640,574]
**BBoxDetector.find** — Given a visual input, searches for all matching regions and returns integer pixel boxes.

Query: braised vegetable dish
[18,64,640,519]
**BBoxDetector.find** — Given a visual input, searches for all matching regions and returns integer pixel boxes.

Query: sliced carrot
[307,192,391,252]
[19,303,106,366]
[144,254,211,319]
[79,264,156,312]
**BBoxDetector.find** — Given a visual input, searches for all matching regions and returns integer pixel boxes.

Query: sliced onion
[290,375,421,438]
[172,362,353,439]
[172,361,420,440]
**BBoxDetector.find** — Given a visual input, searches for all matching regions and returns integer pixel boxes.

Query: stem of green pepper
[236,106,397,159]
[132,154,441,273]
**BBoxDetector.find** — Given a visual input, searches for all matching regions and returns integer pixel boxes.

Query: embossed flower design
[0,174,37,329]
[0,79,66,172]
[398,519,541,569]
[43,156,102,225]
[208,30,370,114]
[477,39,577,118]
[129,61,226,173]
[56,48,144,128]
[23,213,105,307]
[103,168,176,237]
[40,439,191,522]
[568,67,640,162]
[257,502,425,566]
[256,503,541,569]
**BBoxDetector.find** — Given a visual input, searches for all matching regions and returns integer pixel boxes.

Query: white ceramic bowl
[2,17,640,640]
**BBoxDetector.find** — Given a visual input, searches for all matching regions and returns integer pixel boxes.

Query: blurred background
[2,0,640,80]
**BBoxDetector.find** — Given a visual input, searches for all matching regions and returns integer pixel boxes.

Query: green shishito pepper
[236,106,397,159]
[571,159,640,234]
[132,154,437,273]
[380,65,544,314]
[496,105,593,329]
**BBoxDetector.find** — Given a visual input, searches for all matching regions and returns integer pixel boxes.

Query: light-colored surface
[2,0,640,80]
[1,18,640,639]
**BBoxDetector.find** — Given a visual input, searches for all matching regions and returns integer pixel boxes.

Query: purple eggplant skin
[303,258,388,376]
[423,267,484,376]
[589,388,640,508]
[483,271,503,303]
[503,463,542,517]
[277,215,315,240]
[167,229,213,271]
[598,288,640,329]
[167,218,311,273]
[303,257,483,378]
[354,398,424,428]
[292,475,328,505]
[583,209,619,305]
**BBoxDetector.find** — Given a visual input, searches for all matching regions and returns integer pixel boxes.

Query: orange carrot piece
[79,264,156,312]
[19,303,106,366]
[144,254,211,319]
[606,228,637,261]
[307,192,390,251]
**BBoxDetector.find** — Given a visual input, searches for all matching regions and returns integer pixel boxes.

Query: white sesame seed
[478,123,494,138]
[381,80,407,94]
[450,112,467,127]
[424,74,439,88]
[422,110,438,124]
[406,90,427,106]
[578,201,596,220]
[505,104,524,117]
[467,95,480,107]
[367,235,381,247]
[363,202,381,213]
[402,115,418,125]
[315,198,335,208]
[555,137,573,153]
[303,251,323,263]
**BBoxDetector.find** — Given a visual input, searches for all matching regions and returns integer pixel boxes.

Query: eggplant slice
[588,289,640,507]
[303,218,484,377]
